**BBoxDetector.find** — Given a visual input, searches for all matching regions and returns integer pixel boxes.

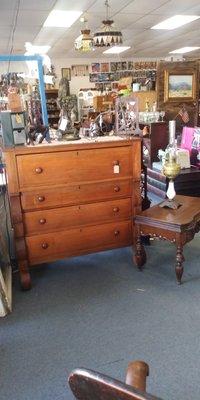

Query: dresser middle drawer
[23,198,132,235]
[21,179,135,211]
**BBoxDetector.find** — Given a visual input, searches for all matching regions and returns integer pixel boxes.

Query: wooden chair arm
[125,360,149,391]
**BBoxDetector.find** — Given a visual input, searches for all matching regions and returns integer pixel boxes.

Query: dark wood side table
[134,195,200,284]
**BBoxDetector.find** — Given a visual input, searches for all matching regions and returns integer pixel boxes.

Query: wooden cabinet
[3,138,141,289]
[141,122,168,167]
[133,91,156,111]
[93,95,114,112]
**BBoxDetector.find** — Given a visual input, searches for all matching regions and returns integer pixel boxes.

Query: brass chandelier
[93,0,123,47]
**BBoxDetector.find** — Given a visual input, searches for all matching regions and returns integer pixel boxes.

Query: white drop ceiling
[1,0,200,60]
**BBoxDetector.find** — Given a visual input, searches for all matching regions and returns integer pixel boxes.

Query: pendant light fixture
[74,18,94,53]
[93,0,123,47]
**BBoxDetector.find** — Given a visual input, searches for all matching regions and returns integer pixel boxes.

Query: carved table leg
[19,261,31,291]
[175,245,184,284]
[134,232,147,269]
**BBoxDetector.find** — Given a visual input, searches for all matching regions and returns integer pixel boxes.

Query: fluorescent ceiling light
[43,10,82,28]
[169,46,200,54]
[103,46,131,54]
[151,15,200,30]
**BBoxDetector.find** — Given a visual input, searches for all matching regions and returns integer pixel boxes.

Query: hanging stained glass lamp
[93,0,123,47]
[75,19,94,52]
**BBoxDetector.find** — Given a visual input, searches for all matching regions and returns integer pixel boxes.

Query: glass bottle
[165,120,177,163]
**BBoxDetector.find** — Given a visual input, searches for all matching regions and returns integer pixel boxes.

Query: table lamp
[160,120,181,209]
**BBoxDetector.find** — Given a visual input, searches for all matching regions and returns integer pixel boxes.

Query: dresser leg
[19,261,31,291]
[134,234,146,269]
[175,245,184,284]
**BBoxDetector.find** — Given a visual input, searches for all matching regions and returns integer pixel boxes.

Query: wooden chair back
[68,361,163,400]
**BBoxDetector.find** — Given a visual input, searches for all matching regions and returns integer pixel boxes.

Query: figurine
[56,77,79,140]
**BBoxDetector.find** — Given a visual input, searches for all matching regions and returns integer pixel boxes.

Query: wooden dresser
[3,138,141,289]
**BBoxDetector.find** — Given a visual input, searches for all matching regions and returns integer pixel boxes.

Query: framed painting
[164,71,196,102]
[128,61,134,70]
[71,65,89,76]
[110,62,117,72]
[61,68,71,80]
[91,63,100,73]
[101,62,109,73]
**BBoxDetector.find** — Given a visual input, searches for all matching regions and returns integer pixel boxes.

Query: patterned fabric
[192,128,200,150]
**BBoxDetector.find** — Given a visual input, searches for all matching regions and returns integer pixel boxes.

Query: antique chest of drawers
[3,138,141,289]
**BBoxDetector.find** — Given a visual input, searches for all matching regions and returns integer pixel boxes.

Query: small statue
[56,77,79,140]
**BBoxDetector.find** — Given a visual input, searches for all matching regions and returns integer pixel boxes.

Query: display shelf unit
[45,89,60,128]
[78,89,97,120]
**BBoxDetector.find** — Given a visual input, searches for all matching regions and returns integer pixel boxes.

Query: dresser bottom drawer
[26,220,132,265]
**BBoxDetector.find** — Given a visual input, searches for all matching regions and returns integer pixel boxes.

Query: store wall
[51,56,159,95]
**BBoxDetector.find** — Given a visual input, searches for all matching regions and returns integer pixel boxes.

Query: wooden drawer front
[26,220,132,265]
[24,198,132,235]
[21,179,132,211]
[17,146,132,189]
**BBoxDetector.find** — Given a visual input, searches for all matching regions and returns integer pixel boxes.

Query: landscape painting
[164,72,195,101]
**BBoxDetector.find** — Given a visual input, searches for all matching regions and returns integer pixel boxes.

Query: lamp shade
[93,19,123,47]
[75,29,94,52]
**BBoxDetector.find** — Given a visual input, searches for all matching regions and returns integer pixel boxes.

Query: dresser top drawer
[16,146,133,189]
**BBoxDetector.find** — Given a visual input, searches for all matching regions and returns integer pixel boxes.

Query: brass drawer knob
[41,242,48,249]
[113,207,119,213]
[114,186,120,192]
[113,160,119,165]
[35,167,43,174]
[39,218,46,225]
[114,230,120,236]
[37,196,45,202]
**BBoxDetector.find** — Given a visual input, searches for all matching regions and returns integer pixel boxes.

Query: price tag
[114,165,120,174]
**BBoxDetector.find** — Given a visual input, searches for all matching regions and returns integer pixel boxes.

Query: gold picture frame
[61,68,71,80]
[164,71,196,102]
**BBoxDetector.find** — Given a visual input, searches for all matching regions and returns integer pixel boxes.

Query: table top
[135,195,200,231]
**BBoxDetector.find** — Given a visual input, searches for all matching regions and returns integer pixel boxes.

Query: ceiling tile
[152,0,200,14]
[121,0,170,14]
[0,0,199,59]
[20,0,56,10]
[17,10,49,26]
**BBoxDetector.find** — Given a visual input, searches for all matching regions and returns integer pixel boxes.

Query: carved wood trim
[3,151,19,194]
